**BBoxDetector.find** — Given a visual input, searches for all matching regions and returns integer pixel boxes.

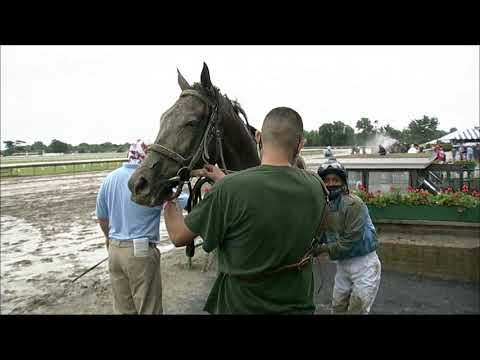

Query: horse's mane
[190,82,257,143]
[188,82,306,169]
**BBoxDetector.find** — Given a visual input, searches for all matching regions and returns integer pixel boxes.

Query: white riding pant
[332,251,381,314]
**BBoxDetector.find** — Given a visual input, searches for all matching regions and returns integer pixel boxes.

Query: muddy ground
[1,169,479,315]
[0,171,216,314]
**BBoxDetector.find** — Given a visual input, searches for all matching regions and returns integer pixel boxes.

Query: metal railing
[0,158,125,177]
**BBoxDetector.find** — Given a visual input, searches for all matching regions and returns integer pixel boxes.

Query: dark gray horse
[128,63,307,269]
[128,63,307,207]
[128,63,261,207]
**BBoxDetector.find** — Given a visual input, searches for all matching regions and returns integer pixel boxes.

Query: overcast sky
[1,45,478,148]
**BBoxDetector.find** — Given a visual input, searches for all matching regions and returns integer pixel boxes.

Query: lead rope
[185,176,215,268]
[183,101,229,268]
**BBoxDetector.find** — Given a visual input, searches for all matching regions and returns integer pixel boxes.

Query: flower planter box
[367,204,480,223]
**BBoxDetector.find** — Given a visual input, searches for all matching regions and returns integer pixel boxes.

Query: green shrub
[353,187,480,209]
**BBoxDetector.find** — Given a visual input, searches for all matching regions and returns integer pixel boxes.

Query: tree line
[1,139,130,156]
[303,115,455,147]
[1,115,456,156]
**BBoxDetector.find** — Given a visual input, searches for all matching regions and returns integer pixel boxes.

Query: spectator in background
[325,146,333,158]
[355,181,364,190]
[408,144,418,154]
[452,145,458,161]
[466,146,474,161]
[435,145,446,163]
[459,145,465,160]
[378,145,386,156]
[474,144,480,162]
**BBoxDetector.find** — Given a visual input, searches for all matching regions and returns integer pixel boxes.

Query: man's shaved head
[261,107,304,155]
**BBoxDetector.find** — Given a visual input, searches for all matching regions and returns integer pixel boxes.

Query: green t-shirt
[184,165,326,314]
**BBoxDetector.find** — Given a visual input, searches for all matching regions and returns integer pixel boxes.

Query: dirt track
[0,171,220,314]
[1,170,479,314]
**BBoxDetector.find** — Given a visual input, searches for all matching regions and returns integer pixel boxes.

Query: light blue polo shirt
[95,163,188,242]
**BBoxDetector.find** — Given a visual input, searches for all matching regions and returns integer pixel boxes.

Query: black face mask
[326,185,343,200]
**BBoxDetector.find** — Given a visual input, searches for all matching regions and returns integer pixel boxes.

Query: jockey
[313,158,382,314]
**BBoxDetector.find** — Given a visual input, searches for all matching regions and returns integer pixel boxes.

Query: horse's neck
[219,109,260,171]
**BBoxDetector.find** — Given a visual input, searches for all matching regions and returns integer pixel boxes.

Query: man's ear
[300,137,306,151]
[296,137,306,155]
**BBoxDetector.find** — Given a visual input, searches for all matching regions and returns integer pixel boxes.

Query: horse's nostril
[134,176,150,195]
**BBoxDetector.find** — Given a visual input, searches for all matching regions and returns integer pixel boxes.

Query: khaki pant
[108,240,163,314]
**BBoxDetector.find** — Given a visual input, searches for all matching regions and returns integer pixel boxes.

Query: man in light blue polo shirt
[96,139,187,314]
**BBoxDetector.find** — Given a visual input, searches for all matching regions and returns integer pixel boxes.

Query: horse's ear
[177,69,191,90]
[200,62,213,89]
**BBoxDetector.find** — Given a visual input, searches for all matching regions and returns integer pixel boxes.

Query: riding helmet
[317,158,347,183]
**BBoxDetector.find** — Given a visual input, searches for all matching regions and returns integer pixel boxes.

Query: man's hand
[312,243,329,257]
[315,252,330,263]
[192,164,225,182]
[164,201,198,247]
[98,218,110,249]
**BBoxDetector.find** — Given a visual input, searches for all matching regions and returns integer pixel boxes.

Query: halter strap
[180,89,213,106]
[148,143,188,164]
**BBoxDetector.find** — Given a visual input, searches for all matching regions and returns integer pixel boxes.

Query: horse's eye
[185,120,198,127]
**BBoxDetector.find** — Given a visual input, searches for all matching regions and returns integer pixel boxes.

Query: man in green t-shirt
[163,107,327,314]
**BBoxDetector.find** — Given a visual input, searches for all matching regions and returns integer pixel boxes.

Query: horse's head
[128,63,220,207]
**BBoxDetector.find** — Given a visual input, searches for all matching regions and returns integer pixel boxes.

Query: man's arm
[98,218,109,248]
[315,201,364,258]
[164,201,198,247]
[166,164,226,250]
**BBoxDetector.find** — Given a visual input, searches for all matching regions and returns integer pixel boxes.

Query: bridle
[147,88,229,199]
[146,90,331,277]
[146,87,241,268]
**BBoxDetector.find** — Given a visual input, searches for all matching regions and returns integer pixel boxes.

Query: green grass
[0,152,127,165]
[0,161,124,178]
[301,150,324,156]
